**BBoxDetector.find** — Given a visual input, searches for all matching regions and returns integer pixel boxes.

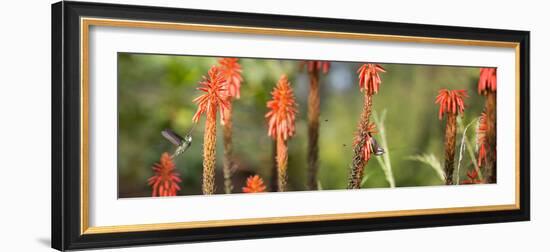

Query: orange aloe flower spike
[218,58,244,99]
[192,66,230,123]
[147,152,182,197]
[353,123,378,161]
[302,60,331,74]
[435,89,468,120]
[265,75,298,141]
[357,64,386,95]
[242,175,267,193]
[478,68,497,95]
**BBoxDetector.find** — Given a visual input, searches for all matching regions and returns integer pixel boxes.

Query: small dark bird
[369,133,385,156]
[161,126,195,158]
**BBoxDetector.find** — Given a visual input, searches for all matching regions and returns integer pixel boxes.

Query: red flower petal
[478,68,497,94]
[192,66,230,123]
[242,175,267,193]
[435,89,468,120]
[265,75,298,141]
[218,58,244,99]
[357,64,385,95]
[148,152,182,197]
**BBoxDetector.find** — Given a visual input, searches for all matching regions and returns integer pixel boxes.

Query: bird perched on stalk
[348,63,385,189]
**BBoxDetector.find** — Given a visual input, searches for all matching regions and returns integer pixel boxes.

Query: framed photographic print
[51,1,530,251]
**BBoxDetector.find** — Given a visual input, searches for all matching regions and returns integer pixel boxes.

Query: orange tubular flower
[193,66,230,195]
[148,152,181,197]
[462,169,482,185]
[353,123,378,162]
[266,75,298,192]
[218,58,244,194]
[435,89,468,120]
[357,64,386,95]
[348,63,385,189]
[218,58,243,99]
[435,88,468,185]
[478,68,497,95]
[477,67,497,183]
[266,75,298,141]
[303,60,330,74]
[242,175,267,193]
[192,66,230,123]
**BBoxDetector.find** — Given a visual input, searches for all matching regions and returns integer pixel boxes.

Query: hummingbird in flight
[161,125,195,158]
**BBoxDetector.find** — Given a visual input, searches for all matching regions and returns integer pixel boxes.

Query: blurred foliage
[118,53,484,198]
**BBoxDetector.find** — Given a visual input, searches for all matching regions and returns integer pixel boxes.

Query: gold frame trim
[80,17,522,235]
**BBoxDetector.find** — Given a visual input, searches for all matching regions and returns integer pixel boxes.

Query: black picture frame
[52,1,530,251]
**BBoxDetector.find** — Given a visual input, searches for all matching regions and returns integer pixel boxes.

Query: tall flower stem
[347,63,384,189]
[193,66,229,195]
[303,61,329,190]
[222,103,234,194]
[484,92,497,183]
[218,58,243,194]
[270,140,278,192]
[348,94,372,189]
[307,68,320,190]
[265,75,298,192]
[444,113,457,185]
[477,67,497,183]
[202,109,217,194]
[435,89,467,185]
[276,134,288,192]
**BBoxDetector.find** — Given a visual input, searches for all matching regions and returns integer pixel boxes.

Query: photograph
[47,1,532,250]
[117,53,497,198]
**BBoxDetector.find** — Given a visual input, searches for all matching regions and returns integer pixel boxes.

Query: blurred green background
[117,52,484,198]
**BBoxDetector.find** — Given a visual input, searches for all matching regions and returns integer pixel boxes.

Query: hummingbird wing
[370,137,385,155]
[162,128,183,146]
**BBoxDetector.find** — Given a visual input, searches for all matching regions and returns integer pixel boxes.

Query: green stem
[457,117,483,181]
[372,109,395,188]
